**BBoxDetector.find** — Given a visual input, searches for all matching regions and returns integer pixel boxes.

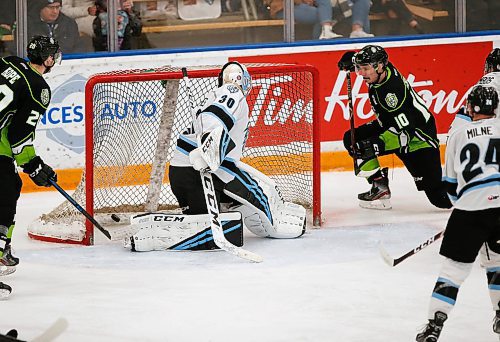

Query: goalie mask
[27,35,62,73]
[467,85,499,116]
[484,48,500,74]
[217,62,252,96]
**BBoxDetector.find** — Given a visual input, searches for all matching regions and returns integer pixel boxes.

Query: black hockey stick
[379,230,444,267]
[49,179,111,240]
[346,72,359,174]
[182,67,262,262]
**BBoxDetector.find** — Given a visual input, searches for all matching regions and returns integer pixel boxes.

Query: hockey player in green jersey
[0,35,60,297]
[338,45,452,210]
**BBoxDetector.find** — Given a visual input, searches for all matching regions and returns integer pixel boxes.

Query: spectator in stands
[265,0,343,39]
[137,0,178,20]
[61,0,97,37]
[0,0,15,56]
[0,0,15,34]
[371,0,424,35]
[28,0,81,54]
[93,0,143,51]
[349,0,373,38]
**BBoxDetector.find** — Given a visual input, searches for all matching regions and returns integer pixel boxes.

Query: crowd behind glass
[0,0,498,57]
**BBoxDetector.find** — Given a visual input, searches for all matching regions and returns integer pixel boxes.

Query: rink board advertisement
[233,41,492,143]
[26,36,496,191]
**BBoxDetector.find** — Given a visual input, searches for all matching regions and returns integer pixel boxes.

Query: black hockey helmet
[467,85,499,115]
[484,48,500,73]
[27,35,61,66]
[354,45,388,68]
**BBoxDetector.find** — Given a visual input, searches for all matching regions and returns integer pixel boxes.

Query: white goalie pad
[125,212,243,252]
[231,201,306,239]
[227,161,306,238]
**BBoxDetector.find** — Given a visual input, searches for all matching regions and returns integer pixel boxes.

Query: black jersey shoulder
[1,56,51,109]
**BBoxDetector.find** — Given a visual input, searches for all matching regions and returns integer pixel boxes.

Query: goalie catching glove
[22,156,57,187]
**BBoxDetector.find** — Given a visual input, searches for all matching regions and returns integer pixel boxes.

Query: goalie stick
[182,67,263,263]
[379,230,444,267]
[49,179,112,240]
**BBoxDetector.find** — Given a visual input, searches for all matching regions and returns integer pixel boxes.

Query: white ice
[1,168,498,342]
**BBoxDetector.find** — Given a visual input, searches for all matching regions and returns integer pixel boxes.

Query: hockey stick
[379,230,444,267]
[200,170,263,262]
[49,179,112,240]
[32,318,68,342]
[346,72,359,174]
[182,67,263,263]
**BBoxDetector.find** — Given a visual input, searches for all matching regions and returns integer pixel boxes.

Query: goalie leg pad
[229,201,306,239]
[223,162,306,239]
[126,212,243,252]
[271,202,307,239]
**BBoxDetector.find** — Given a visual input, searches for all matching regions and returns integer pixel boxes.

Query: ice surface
[1,168,497,341]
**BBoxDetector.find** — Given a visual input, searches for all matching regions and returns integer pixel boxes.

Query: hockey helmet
[467,85,499,115]
[354,45,388,68]
[217,61,252,96]
[27,35,61,66]
[484,48,500,74]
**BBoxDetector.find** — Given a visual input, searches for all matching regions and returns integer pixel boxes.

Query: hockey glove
[22,156,57,187]
[338,51,356,72]
[354,138,384,160]
[189,148,209,172]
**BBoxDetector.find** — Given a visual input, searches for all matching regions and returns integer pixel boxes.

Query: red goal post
[28,63,321,245]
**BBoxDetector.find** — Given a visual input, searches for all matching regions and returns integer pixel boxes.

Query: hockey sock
[428,258,473,319]
[487,267,500,311]
[7,223,14,240]
[0,225,8,258]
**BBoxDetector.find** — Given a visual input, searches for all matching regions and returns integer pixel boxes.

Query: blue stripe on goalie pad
[170,219,243,251]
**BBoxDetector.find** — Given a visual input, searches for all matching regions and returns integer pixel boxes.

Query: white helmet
[218,62,252,96]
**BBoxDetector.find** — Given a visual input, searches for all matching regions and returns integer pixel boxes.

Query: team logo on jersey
[41,88,50,106]
[227,85,239,93]
[385,93,398,108]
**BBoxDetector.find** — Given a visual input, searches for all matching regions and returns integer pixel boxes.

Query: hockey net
[28,63,321,245]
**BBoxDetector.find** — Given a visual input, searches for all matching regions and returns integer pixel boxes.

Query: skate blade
[0,265,16,276]
[359,198,392,210]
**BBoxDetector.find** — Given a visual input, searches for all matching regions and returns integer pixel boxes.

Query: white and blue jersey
[443,118,500,210]
[170,83,249,183]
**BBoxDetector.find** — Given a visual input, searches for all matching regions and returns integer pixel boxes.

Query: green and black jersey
[369,62,439,153]
[0,56,51,167]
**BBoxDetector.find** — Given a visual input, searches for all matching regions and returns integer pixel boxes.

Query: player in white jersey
[416,85,500,342]
[127,62,306,252]
[478,48,500,118]
[447,48,500,137]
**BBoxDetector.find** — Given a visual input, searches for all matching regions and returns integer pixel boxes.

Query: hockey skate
[358,167,392,210]
[493,307,500,335]
[416,311,447,342]
[0,281,12,299]
[0,245,19,276]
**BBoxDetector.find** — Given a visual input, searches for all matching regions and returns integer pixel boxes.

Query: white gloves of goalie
[189,148,209,171]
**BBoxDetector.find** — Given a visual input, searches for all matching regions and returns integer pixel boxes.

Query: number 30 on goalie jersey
[172,83,250,177]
